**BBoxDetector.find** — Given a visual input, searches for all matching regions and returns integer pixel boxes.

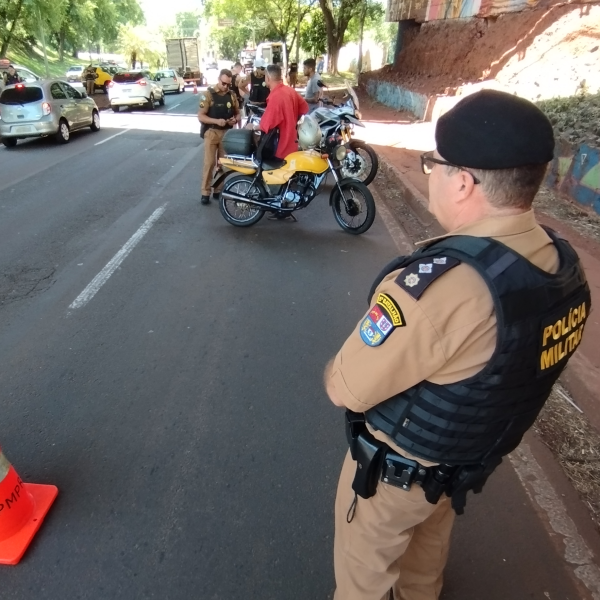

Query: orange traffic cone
[0,447,58,565]
[193,82,198,94]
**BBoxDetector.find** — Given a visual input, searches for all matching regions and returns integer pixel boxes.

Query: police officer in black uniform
[197,69,240,205]
[324,90,592,600]
[239,57,270,112]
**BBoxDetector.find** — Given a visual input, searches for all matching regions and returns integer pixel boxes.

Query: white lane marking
[94,129,131,146]
[167,103,182,111]
[69,204,167,310]
[509,444,600,600]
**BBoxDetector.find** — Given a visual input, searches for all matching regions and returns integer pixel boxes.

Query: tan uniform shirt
[328,210,560,464]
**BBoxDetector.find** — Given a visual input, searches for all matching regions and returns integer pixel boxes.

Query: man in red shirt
[256,64,308,159]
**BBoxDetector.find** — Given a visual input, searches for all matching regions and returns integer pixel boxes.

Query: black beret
[436,90,554,170]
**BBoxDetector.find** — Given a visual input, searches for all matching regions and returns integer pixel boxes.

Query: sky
[139,0,203,29]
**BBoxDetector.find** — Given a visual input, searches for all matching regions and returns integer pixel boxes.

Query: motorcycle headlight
[355,110,362,120]
[335,145,347,161]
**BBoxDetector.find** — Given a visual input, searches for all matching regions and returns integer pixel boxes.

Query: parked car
[0,80,100,148]
[108,71,165,111]
[154,69,185,93]
[66,65,84,81]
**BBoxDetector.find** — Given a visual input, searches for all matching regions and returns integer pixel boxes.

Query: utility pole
[37,4,50,77]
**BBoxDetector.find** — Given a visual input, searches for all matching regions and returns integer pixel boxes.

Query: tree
[176,10,201,36]
[205,0,316,59]
[317,0,363,74]
[118,25,165,69]
[344,0,383,73]
[213,25,252,61]
[299,9,327,58]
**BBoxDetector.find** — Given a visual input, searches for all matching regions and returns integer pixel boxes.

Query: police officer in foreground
[324,90,591,600]
[197,69,240,205]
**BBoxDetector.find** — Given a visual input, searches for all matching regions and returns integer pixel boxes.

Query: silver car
[154,69,185,94]
[0,79,100,148]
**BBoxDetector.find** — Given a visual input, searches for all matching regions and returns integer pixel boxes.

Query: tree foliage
[117,24,165,69]
[212,25,252,61]
[0,0,144,59]
[299,9,327,58]
[205,0,316,59]
[317,0,362,74]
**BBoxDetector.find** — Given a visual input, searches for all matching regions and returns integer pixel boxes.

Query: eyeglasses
[420,151,480,184]
[219,80,231,88]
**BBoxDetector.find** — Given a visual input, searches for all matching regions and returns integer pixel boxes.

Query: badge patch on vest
[360,293,406,346]
[538,296,590,375]
[395,257,461,299]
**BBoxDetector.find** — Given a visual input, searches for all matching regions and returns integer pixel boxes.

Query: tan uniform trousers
[201,128,226,196]
[334,451,455,600]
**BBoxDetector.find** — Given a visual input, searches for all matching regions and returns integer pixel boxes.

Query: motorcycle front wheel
[341,140,379,186]
[219,174,265,227]
[331,180,376,235]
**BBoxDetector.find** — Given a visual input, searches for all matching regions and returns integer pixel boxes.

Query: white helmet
[297,114,322,150]
[254,57,267,69]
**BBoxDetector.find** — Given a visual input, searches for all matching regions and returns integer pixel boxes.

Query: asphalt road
[0,90,590,598]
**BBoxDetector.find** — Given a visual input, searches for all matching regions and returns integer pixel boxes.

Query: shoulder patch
[360,293,406,347]
[395,257,461,300]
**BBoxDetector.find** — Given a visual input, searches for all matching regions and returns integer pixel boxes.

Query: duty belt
[345,410,497,515]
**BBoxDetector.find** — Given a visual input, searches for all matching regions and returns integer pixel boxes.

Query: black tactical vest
[207,88,235,129]
[365,230,591,466]
[249,72,269,103]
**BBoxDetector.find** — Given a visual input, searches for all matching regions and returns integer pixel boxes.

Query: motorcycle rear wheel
[219,174,265,227]
[341,140,379,186]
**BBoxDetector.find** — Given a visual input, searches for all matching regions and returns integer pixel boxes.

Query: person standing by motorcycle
[238,57,270,109]
[253,64,309,160]
[303,58,323,112]
[231,62,244,128]
[288,62,298,88]
[197,69,240,205]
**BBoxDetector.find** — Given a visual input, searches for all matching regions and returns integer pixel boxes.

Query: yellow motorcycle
[213,120,376,234]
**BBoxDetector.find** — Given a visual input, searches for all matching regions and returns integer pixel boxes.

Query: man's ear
[456,169,476,200]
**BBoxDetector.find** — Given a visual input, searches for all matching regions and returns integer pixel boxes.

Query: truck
[166,38,204,86]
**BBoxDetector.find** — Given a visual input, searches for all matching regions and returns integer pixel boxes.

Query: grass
[5,42,84,78]
[322,71,357,88]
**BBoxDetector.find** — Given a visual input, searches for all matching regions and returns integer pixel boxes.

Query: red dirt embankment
[373,3,600,102]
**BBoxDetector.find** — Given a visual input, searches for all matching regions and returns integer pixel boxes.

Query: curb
[377,155,445,236]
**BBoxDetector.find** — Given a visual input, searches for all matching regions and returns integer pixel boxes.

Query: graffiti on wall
[548,140,600,215]
[388,0,544,22]
[365,79,430,119]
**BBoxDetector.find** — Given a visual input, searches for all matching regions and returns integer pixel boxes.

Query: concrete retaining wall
[549,138,600,215]
[364,79,430,120]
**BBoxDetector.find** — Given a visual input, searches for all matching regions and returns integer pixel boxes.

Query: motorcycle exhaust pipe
[221,190,281,210]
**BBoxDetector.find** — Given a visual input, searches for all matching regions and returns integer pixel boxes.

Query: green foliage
[538,92,600,148]
[344,0,383,44]
[205,0,316,58]
[212,25,252,61]
[300,9,327,57]
[175,11,201,37]
[117,25,166,69]
[0,0,144,58]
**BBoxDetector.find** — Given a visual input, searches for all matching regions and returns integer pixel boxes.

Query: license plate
[12,125,34,134]
[121,88,132,94]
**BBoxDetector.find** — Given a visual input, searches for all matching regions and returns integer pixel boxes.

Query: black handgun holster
[345,410,385,499]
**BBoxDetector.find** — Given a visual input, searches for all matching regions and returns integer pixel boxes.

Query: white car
[66,65,84,81]
[108,71,165,112]
[154,69,185,93]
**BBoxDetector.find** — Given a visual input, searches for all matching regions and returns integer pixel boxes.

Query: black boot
[212,192,220,201]
[201,195,210,205]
